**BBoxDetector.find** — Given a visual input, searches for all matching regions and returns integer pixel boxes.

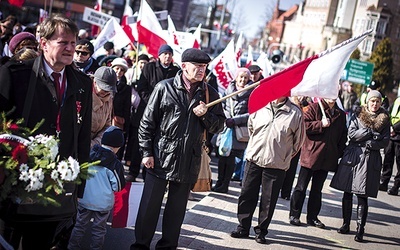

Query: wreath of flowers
[0,113,94,206]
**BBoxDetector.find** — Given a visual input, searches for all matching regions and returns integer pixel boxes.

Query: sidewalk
[97,155,400,250]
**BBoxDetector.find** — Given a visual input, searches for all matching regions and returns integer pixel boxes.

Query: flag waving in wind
[248,29,372,114]
[137,0,167,57]
[121,0,135,44]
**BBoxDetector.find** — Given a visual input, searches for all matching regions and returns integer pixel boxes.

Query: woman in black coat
[331,90,390,242]
[111,58,132,160]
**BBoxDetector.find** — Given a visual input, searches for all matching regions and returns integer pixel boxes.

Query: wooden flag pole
[205,80,261,108]
[317,98,327,120]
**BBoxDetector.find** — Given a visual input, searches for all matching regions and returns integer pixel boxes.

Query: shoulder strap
[203,83,209,143]
[22,58,41,126]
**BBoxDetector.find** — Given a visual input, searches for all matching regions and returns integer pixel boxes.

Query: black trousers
[3,220,62,250]
[236,161,285,234]
[124,125,145,179]
[132,173,191,250]
[281,151,301,198]
[290,166,328,220]
[381,140,400,188]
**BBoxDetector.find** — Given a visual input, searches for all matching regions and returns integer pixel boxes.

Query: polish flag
[167,15,180,46]
[245,45,254,68]
[235,32,244,67]
[192,23,201,49]
[91,0,103,37]
[208,39,237,93]
[112,182,144,228]
[248,29,372,114]
[39,8,48,23]
[137,0,167,58]
[121,0,135,44]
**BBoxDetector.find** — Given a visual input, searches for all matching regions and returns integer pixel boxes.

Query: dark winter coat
[74,57,99,76]
[300,100,348,171]
[134,60,180,128]
[113,75,131,132]
[0,55,93,221]
[331,106,390,197]
[136,60,180,104]
[139,71,225,183]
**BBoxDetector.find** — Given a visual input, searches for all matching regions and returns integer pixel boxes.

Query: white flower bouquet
[0,113,94,206]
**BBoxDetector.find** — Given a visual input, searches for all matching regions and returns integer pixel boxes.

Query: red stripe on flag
[122,16,135,43]
[248,55,317,114]
[137,21,166,58]
[112,182,132,228]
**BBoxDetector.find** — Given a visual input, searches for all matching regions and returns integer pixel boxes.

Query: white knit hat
[366,90,382,102]
[111,58,128,71]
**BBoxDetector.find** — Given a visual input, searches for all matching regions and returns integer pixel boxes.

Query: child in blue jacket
[68,126,126,249]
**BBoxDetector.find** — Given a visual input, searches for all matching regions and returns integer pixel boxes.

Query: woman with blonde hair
[212,67,253,193]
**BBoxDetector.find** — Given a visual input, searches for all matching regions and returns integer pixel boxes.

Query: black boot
[354,204,368,242]
[387,186,399,196]
[213,159,226,191]
[337,198,352,234]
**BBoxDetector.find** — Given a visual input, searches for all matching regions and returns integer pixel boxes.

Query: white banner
[83,7,120,28]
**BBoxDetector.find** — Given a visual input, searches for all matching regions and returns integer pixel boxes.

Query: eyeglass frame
[75,50,90,56]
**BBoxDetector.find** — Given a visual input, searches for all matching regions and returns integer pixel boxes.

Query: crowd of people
[0,13,399,249]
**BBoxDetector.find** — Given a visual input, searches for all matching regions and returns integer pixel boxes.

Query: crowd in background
[0,13,399,249]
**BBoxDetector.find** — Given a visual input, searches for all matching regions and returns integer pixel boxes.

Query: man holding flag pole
[205,29,373,113]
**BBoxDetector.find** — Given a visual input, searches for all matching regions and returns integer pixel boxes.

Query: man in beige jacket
[230,96,304,244]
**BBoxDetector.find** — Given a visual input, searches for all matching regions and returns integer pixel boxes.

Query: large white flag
[92,18,131,58]
[208,40,238,93]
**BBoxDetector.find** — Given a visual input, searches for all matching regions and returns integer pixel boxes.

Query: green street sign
[342,59,374,85]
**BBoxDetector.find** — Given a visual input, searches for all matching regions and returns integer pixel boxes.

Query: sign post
[342,59,374,85]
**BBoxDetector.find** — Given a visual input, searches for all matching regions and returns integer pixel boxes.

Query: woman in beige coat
[90,66,117,147]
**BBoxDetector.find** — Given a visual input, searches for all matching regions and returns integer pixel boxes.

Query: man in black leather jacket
[131,48,225,250]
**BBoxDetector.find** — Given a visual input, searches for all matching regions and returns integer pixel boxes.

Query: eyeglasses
[75,51,89,56]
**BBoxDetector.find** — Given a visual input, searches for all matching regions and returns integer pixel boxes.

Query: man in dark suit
[0,15,92,250]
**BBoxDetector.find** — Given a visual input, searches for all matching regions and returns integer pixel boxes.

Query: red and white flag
[248,29,372,114]
[167,15,180,46]
[245,45,254,68]
[39,8,48,23]
[112,182,144,228]
[235,32,243,67]
[137,0,167,58]
[192,23,201,49]
[91,0,103,37]
[121,0,135,44]
[209,39,238,93]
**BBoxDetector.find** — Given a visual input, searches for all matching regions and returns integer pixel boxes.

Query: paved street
[82,155,400,250]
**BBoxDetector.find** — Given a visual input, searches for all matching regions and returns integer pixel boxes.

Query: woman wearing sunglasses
[73,39,99,76]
